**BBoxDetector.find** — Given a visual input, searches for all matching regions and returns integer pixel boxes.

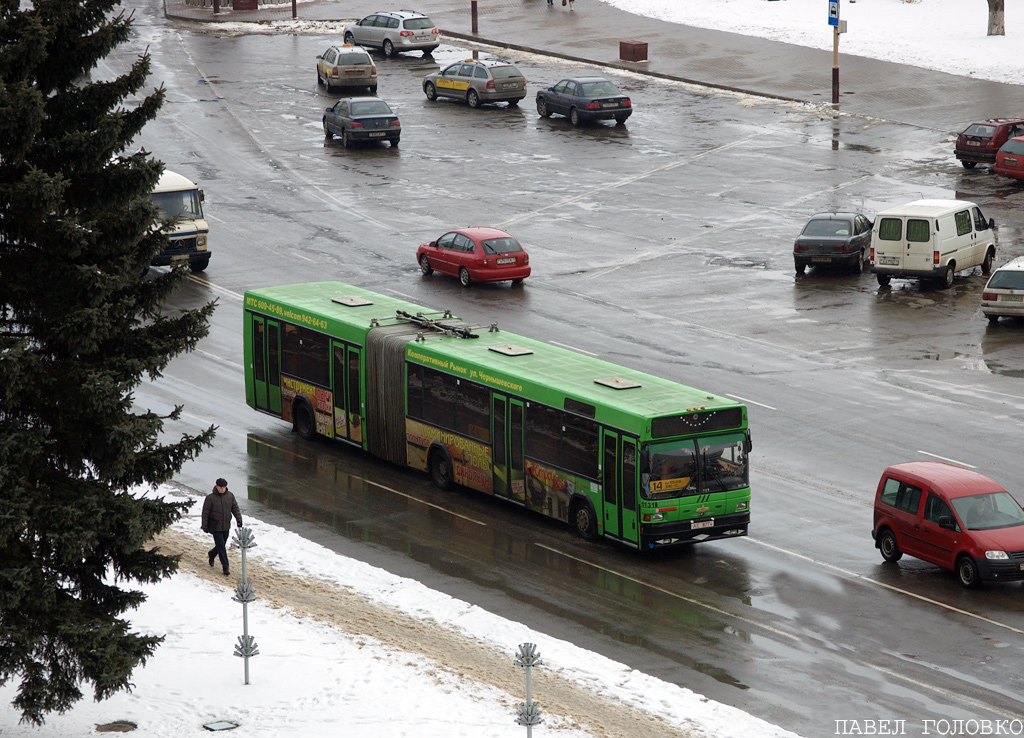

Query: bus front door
[492,394,526,504]
[601,432,639,543]
[252,316,282,415]
[602,430,621,539]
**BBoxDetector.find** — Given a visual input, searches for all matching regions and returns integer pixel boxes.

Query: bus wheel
[571,500,598,541]
[293,401,316,441]
[430,450,453,491]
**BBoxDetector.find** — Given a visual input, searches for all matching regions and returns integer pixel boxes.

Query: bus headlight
[197,235,207,249]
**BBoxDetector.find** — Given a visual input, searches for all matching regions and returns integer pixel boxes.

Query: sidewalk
[171,0,1024,131]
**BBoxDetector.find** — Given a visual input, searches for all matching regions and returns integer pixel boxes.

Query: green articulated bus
[243,281,751,550]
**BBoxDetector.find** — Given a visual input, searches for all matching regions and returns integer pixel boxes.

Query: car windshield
[986,269,1024,290]
[403,17,434,30]
[802,218,853,237]
[338,53,371,65]
[151,189,202,220]
[951,492,1024,531]
[1000,139,1024,155]
[490,66,522,79]
[481,237,522,255]
[963,124,996,137]
[350,101,393,116]
[579,81,620,97]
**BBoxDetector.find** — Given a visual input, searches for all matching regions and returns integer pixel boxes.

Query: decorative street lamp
[514,642,543,737]
[230,527,259,685]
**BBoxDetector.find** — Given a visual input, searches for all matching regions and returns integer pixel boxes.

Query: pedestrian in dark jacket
[202,477,242,576]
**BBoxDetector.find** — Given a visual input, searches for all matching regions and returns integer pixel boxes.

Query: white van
[870,199,996,289]
[150,170,210,273]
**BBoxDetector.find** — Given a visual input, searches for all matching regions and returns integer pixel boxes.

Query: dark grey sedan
[536,76,632,126]
[322,97,401,148]
[794,212,873,275]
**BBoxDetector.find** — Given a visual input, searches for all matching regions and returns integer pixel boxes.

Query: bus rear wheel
[430,450,453,491]
[571,500,598,541]
[293,401,316,441]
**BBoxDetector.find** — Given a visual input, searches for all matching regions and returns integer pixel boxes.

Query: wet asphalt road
[112,4,1024,736]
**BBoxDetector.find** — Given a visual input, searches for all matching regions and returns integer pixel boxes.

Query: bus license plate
[368,132,386,137]
[496,257,515,264]
[692,519,714,530]
[879,256,899,265]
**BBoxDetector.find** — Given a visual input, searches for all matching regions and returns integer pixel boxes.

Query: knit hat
[216,478,228,487]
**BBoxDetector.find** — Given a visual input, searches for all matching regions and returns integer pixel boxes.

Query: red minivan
[872,462,1024,588]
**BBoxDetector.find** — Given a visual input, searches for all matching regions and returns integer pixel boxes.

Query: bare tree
[987,0,1005,36]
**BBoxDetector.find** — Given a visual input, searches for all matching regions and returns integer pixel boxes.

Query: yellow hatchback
[423,59,526,109]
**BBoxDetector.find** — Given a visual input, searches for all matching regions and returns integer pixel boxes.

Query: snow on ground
[603,0,1022,85]
[0,486,802,738]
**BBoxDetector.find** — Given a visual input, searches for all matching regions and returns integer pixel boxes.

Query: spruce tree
[0,0,216,724]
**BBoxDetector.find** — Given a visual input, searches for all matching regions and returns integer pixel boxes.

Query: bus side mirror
[198,189,205,203]
[744,438,752,453]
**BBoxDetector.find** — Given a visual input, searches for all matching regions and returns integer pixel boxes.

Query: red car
[994,135,1024,180]
[417,228,530,286]
[872,461,1024,588]
[954,118,1024,169]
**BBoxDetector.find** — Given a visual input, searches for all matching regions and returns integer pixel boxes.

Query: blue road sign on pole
[828,0,839,26]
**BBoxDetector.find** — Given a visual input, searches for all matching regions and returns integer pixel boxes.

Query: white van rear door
[874,216,904,268]
[903,218,934,272]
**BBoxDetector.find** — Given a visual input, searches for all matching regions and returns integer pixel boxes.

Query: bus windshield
[641,433,748,500]
[151,189,203,221]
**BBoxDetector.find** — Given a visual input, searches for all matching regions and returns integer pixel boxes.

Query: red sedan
[417,227,530,286]
[994,136,1024,181]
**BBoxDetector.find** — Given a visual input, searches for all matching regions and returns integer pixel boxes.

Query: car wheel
[383,39,396,57]
[536,98,550,118]
[467,89,480,109]
[956,555,980,589]
[877,529,902,563]
[938,263,954,290]
[323,118,332,138]
[852,251,865,275]
[569,107,581,126]
[459,267,471,287]
[962,160,977,169]
[615,115,627,124]
[391,137,399,147]
[189,257,210,274]
[982,248,994,275]
[571,500,598,541]
[341,129,352,149]
[987,314,1000,325]
[316,69,323,87]
[424,82,437,101]
[369,85,377,94]
[419,255,433,275]
[508,98,520,107]
[876,273,891,288]
[795,262,806,275]
[429,449,453,491]
[344,32,355,44]
[511,278,524,286]
[293,401,316,442]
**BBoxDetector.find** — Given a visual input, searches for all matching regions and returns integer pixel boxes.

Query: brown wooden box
[619,41,648,62]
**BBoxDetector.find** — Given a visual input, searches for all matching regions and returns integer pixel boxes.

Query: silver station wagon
[343,10,439,58]
[423,59,526,108]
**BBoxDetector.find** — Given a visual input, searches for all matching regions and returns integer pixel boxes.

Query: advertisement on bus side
[405,419,493,494]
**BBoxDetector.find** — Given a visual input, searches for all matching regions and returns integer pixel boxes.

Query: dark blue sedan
[322,97,401,148]
[536,76,632,126]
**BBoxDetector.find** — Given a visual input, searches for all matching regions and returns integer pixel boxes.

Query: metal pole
[292,0,296,20]
[231,528,259,685]
[213,0,219,15]
[831,25,839,105]
[471,0,478,34]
